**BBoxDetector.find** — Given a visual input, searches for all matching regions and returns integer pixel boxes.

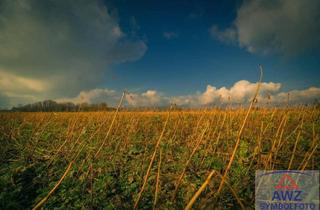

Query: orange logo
[275,174,299,190]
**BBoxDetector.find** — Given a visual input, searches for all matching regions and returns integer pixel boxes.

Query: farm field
[0,108,319,209]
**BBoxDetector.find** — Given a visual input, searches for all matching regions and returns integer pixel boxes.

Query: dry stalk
[207,170,246,210]
[216,65,263,195]
[133,107,171,210]
[184,170,216,210]
[94,91,126,158]
[32,92,126,210]
[172,121,210,200]
[300,144,318,170]
[199,113,223,158]
[153,148,162,210]
[266,115,287,168]
[288,122,303,170]
[184,168,245,209]
[32,161,74,210]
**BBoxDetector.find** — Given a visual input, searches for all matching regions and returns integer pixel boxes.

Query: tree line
[11,100,113,112]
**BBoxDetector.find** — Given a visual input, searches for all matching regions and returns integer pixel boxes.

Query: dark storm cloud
[0,0,147,107]
[211,0,320,56]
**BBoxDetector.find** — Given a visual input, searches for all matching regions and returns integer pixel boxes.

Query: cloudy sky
[0,0,319,108]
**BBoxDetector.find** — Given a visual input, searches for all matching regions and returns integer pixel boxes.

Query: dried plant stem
[212,113,227,154]
[300,144,318,170]
[246,121,264,175]
[298,124,318,170]
[94,91,126,158]
[196,170,245,209]
[266,115,287,168]
[312,123,316,147]
[184,170,216,210]
[47,126,86,168]
[33,92,126,210]
[209,171,245,210]
[32,161,74,210]
[90,163,93,210]
[288,125,302,170]
[172,121,209,200]
[153,148,162,210]
[33,134,88,210]
[216,66,263,195]
[133,107,171,210]
[271,118,288,169]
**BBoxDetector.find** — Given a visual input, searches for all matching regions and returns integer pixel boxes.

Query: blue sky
[0,0,319,107]
[104,0,319,94]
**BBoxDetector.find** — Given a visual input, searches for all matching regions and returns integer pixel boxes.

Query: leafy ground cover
[0,108,319,209]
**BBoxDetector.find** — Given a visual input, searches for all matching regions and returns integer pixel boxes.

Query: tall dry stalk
[172,121,210,200]
[187,169,246,210]
[300,144,318,170]
[212,112,227,155]
[133,107,171,210]
[32,92,126,210]
[33,127,89,209]
[94,91,126,158]
[32,161,74,210]
[199,113,225,168]
[184,170,216,210]
[287,121,303,170]
[216,65,263,195]
[266,114,287,167]
[153,148,162,210]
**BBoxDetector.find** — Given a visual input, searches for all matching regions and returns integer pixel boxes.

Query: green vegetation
[0,108,319,209]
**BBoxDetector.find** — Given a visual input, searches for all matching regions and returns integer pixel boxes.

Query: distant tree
[98,102,108,111]
[11,100,113,112]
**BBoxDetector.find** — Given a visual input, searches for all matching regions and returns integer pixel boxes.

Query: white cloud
[0,70,49,108]
[210,25,237,44]
[0,0,147,107]
[171,80,282,106]
[34,81,320,108]
[126,90,169,106]
[163,32,178,40]
[56,88,117,105]
[210,0,320,56]
[0,70,48,94]
[57,89,169,107]
[272,87,320,104]
[171,81,319,106]
[57,89,168,107]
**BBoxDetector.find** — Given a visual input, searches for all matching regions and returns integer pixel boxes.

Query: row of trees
[9,99,319,112]
[11,100,113,112]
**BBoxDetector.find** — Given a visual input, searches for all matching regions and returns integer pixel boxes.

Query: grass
[0,107,319,209]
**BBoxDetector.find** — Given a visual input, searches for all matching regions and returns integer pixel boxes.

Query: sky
[0,0,320,108]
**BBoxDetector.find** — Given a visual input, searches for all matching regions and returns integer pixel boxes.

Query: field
[0,108,319,209]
